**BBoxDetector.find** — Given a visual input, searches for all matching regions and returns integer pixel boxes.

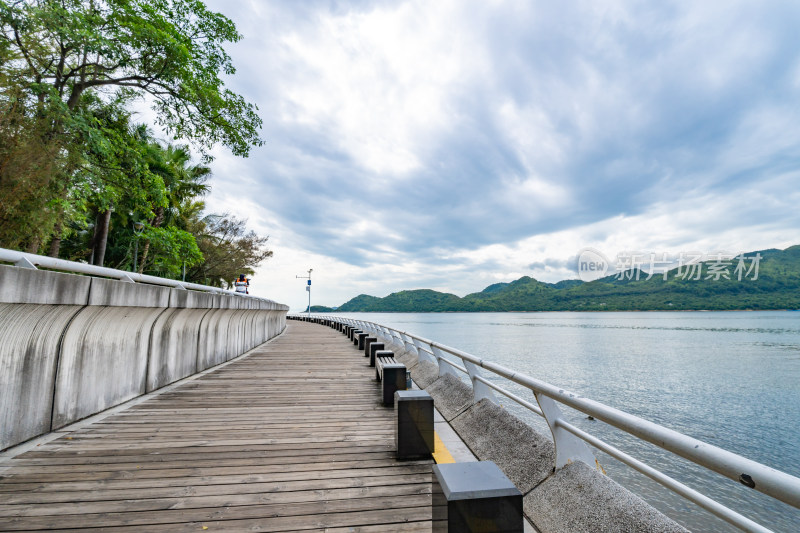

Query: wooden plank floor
[0,321,436,532]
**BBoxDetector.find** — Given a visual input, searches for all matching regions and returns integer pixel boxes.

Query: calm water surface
[336,311,800,532]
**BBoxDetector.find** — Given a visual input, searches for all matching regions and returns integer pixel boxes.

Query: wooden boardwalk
[0,321,436,532]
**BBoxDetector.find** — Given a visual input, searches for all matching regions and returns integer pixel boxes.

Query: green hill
[337,289,462,312]
[321,245,800,312]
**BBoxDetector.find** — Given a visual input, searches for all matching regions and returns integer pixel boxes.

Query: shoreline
[308,308,799,314]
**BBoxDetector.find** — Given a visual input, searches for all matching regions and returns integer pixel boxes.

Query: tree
[0,83,68,249]
[0,0,263,249]
[136,142,210,273]
[183,208,272,288]
[1,1,274,281]
[63,102,169,265]
[0,0,263,157]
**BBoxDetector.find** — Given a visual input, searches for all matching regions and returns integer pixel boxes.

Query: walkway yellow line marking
[432,431,455,464]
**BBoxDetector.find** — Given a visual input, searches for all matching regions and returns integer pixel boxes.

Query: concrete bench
[368,342,385,367]
[356,332,369,349]
[376,351,407,406]
[432,461,523,532]
[363,336,378,357]
[395,390,434,460]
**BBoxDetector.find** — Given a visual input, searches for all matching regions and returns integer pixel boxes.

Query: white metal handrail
[0,248,284,306]
[298,314,800,533]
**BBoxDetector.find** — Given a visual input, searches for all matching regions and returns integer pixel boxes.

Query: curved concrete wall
[0,265,287,451]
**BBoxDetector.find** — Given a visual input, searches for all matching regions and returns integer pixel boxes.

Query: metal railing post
[412,338,437,365]
[463,359,499,405]
[401,333,418,356]
[432,345,460,378]
[381,326,395,346]
[534,391,598,470]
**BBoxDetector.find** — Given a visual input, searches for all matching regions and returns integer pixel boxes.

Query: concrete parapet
[169,288,217,308]
[0,303,86,450]
[450,399,555,494]
[395,347,417,367]
[392,346,409,360]
[0,265,287,450]
[425,373,473,421]
[147,308,211,391]
[53,306,163,428]
[524,461,689,533]
[0,264,90,305]
[410,360,440,389]
[87,277,169,307]
[196,308,237,369]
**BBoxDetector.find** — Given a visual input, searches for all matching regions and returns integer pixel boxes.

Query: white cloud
[185,0,800,308]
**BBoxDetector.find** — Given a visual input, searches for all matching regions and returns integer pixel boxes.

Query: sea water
[335,311,800,532]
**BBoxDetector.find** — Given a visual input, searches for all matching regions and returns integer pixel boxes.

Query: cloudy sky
[191,0,800,311]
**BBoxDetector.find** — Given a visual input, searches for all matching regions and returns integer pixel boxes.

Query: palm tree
[137,143,210,273]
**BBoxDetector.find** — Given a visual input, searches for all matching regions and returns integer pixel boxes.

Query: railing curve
[0,248,283,306]
[297,314,800,533]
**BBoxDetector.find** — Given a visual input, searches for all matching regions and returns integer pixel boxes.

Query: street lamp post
[296,268,313,316]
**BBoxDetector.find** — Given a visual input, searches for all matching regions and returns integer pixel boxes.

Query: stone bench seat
[375,351,407,406]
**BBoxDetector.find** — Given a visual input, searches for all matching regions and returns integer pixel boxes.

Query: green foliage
[338,289,462,312]
[139,225,202,276]
[0,0,272,281]
[331,246,800,312]
[182,210,273,288]
[0,82,70,248]
[1,0,263,157]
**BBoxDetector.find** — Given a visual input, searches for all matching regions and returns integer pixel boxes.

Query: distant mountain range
[309,245,800,312]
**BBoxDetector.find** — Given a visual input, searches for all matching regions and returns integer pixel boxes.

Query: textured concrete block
[0,303,86,450]
[411,360,440,388]
[390,344,409,359]
[53,306,163,428]
[395,348,417,367]
[0,265,91,305]
[214,293,236,309]
[395,390,434,459]
[426,373,473,421]
[147,308,211,391]
[196,308,230,369]
[451,398,555,493]
[433,461,523,533]
[168,289,217,309]
[524,461,689,533]
[87,277,170,307]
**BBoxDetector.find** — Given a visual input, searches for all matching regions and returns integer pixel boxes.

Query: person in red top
[233,274,249,294]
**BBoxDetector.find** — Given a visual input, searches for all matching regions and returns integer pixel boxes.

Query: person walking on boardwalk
[234,274,249,294]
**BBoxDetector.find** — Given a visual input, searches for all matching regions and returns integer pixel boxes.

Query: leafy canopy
[1,0,263,157]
